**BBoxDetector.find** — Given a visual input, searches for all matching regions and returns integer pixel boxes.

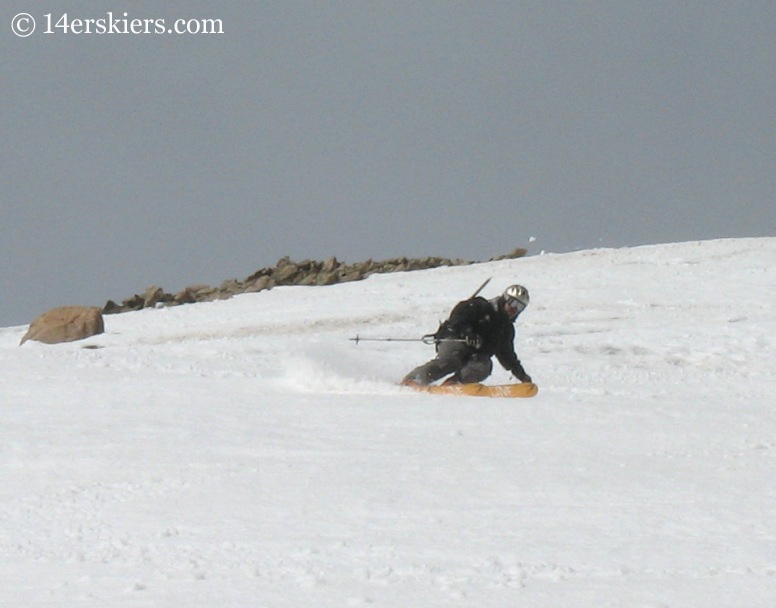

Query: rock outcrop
[102,249,528,315]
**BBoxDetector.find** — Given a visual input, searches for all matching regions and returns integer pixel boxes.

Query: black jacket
[435,296,530,381]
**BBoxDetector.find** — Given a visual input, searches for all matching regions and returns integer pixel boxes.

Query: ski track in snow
[1,237,775,607]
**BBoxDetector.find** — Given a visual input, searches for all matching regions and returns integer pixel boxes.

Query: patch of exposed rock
[102,248,527,315]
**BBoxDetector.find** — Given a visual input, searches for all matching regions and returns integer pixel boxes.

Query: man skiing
[401,284,532,386]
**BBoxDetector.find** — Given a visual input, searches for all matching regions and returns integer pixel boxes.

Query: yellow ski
[406,382,538,398]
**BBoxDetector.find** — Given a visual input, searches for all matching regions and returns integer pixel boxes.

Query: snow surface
[1,237,775,607]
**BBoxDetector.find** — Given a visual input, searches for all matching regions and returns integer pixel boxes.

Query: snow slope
[1,237,775,607]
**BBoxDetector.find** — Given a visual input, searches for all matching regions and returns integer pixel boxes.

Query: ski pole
[470,276,492,299]
[349,334,467,346]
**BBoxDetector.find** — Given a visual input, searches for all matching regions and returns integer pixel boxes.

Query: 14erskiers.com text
[41,12,223,35]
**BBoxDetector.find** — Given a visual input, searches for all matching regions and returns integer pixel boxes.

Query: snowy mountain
[2,237,775,607]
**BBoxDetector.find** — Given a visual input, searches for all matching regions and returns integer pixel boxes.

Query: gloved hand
[464,333,482,350]
[518,372,532,384]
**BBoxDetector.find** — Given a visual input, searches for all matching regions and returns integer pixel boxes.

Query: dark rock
[101,247,527,314]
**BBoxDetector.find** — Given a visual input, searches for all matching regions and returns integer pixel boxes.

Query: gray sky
[3,1,775,327]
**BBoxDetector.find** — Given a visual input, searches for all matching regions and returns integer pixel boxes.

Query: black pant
[402,341,493,386]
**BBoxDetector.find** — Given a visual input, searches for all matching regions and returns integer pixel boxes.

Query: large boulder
[20,306,105,346]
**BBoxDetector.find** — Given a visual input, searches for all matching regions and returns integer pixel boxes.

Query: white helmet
[502,284,529,319]
[503,284,529,307]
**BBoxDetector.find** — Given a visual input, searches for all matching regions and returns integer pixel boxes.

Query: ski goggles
[504,298,526,316]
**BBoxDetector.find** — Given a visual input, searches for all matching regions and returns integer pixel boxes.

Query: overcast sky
[3,1,775,327]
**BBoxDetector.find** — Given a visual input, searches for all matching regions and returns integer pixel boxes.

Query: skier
[401,284,532,386]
